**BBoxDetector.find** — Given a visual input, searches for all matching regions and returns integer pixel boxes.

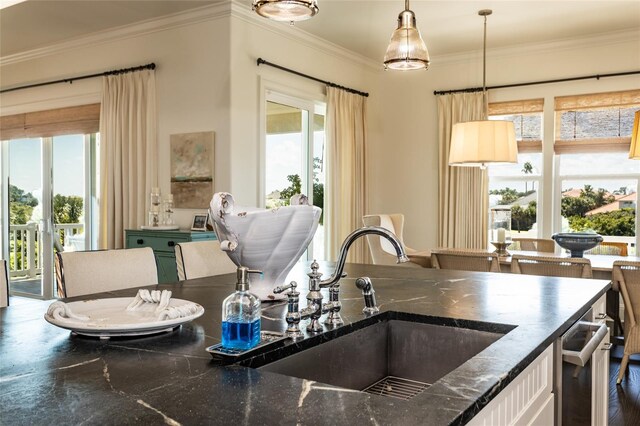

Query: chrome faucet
[275,226,410,336]
[318,226,411,288]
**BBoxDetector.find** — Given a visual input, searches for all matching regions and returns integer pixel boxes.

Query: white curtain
[99,70,157,249]
[436,92,488,249]
[325,87,368,263]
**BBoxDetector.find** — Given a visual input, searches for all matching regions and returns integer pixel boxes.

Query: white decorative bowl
[209,192,321,301]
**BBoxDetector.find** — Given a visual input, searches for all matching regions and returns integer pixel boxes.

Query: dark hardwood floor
[609,347,640,425]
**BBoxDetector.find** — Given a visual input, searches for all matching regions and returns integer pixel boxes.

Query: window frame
[488,100,545,239]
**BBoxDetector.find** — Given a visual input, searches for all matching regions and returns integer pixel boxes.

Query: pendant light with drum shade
[383,0,430,70]
[448,10,517,168]
[252,0,318,23]
[628,111,640,159]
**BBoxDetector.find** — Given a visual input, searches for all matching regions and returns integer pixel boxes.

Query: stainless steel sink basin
[256,313,513,400]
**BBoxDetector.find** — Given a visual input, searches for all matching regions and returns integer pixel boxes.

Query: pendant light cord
[482,14,487,91]
[479,10,492,117]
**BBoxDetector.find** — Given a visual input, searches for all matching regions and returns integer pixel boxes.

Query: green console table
[125,229,217,283]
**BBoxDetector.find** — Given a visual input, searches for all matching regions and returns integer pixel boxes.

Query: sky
[8,134,85,198]
[265,131,325,199]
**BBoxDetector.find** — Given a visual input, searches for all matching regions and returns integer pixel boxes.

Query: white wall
[1,11,232,229]
[369,31,640,251]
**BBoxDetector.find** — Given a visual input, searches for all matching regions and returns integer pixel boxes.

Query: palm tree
[522,161,533,193]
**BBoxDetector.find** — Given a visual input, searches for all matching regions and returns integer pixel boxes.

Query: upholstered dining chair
[586,241,628,256]
[510,254,592,278]
[612,260,640,384]
[510,238,555,253]
[362,214,423,267]
[174,240,237,281]
[1,259,8,308]
[55,248,158,298]
[430,249,501,273]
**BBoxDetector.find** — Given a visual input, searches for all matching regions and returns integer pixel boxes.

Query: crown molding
[229,0,381,71]
[433,28,640,66]
[0,2,232,66]
[0,92,101,116]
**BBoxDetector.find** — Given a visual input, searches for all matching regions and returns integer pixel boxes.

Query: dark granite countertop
[0,263,610,425]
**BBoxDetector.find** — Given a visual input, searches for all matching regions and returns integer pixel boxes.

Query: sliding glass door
[1,134,95,300]
[263,92,326,260]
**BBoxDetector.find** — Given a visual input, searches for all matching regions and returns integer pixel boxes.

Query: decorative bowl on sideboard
[551,232,603,258]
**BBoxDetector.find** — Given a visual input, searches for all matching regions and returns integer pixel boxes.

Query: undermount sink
[254,312,514,400]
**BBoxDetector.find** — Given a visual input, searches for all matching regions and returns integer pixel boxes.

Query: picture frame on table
[191,213,209,231]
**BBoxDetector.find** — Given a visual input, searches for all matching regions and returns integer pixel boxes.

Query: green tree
[53,194,84,224]
[10,203,33,225]
[569,209,635,236]
[561,195,594,218]
[561,185,614,218]
[9,184,38,225]
[277,157,325,223]
[511,201,537,232]
[279,174,302,202]
[614,186,628,195]
[9,184,38,207]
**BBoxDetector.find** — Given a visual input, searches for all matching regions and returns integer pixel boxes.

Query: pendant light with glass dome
[383,0,430,71]
[252,0,319,23]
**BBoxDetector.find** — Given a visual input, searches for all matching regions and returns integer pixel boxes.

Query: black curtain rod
[433,70,640,96]
[0,63,157,94]
[257,58,369,98]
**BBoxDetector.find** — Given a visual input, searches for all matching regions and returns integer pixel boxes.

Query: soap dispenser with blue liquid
[221,267,262,350]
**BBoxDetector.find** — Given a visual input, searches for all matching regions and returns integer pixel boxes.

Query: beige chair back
[587,241,628,256]
[55,248,158,298]
[175,240,237,281]
[511,254,592,278]
[362,214,416,266]
[612,260,640,383]
[1,259,8,308]
[430,249,501,273]
[510,238,555,253]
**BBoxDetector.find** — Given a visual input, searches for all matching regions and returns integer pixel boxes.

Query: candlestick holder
[490,241,511,257]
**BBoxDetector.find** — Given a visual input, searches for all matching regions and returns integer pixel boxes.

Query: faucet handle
[273,281,303,339]
[273,281,298,295]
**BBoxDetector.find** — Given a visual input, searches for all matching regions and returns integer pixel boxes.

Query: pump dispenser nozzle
[235,267,262,292]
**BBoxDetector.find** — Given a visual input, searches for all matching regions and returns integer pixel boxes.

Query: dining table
[500,249,636,341]
[408,247,631,341]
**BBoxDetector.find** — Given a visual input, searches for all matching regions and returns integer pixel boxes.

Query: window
[488,99,544,239]
[554,89,640,254]
[263,92,326,260]
[1,104,99,299]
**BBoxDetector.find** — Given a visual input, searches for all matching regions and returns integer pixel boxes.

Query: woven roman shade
[488,98,544,115]
[488,98,543,153]
[555,89,640,111]
[0,103,100,140]
[554,89,640,154]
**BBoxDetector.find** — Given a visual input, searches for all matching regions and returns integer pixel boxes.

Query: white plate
[44,297,204,338]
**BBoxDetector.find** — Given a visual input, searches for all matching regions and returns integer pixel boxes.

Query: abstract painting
[170,131,214,208]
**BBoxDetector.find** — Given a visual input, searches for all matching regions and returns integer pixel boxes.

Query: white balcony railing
[8,222,84,279]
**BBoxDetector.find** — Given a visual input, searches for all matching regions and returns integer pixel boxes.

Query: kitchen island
[0,263,610,425]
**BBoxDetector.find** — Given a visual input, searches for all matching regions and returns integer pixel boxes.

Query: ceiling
[1,1,639,60]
